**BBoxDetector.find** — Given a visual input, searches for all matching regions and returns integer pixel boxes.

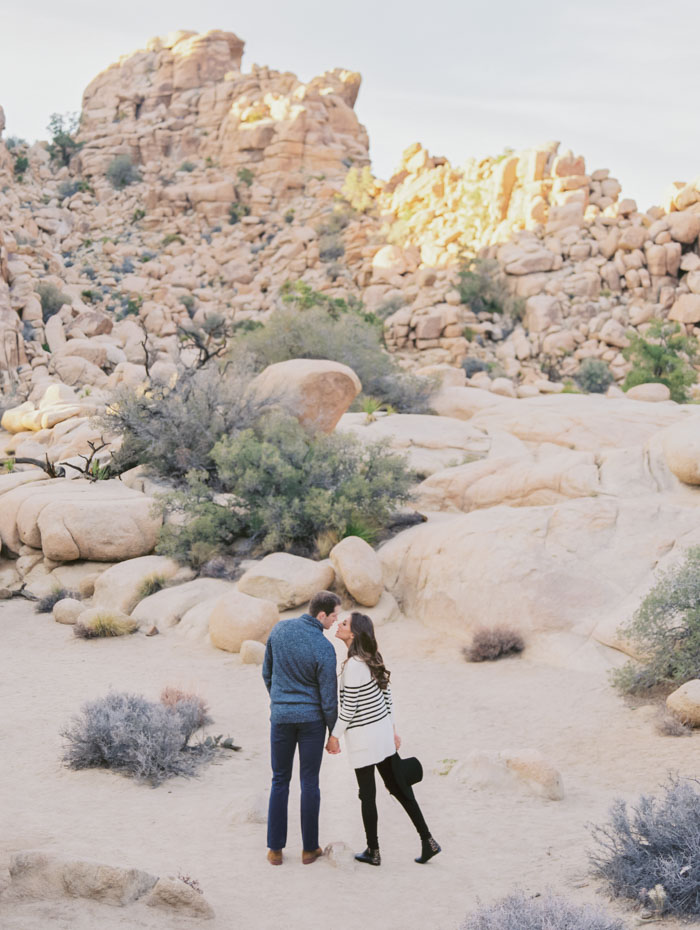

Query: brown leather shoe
[267,849,283,866]
[302,847,323,865]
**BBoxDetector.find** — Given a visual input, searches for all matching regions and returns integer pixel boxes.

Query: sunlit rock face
[78,29,369,195]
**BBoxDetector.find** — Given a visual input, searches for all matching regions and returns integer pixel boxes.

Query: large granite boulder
[237,552,335,609]
[208,590,279,652]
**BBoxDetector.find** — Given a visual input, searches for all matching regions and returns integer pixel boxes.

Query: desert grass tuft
[463,626,525,662]
[36,587,79,614]
[73,613,139,639]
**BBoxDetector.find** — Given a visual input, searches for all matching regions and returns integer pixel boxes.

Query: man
[262,589,340,866]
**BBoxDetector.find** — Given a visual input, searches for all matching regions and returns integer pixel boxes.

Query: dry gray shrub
[36,587,78,613]
[62,692,214,785]
[654,709,692,738]
[459,890,625,930]
[589,776,700,918]
[464,626,525,662]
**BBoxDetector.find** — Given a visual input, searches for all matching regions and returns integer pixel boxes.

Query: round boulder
[329,536,383,607]
[209,591,279,653]
[666,680,700,725]
[239,640,266,664]
[250,358,361,433]
[662,420,700,485]
[625,383,672,402]
[53,598,84,625]
[237,553,335,610]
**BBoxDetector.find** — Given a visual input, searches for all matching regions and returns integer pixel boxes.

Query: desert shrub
[61,691,213,785]
[136,574,168,601]
[590,776,700,918]
[341,165,376,213]
[237,167,254,186]
[179,160,196,172]
[160,687,210,728]
[464,626,525,662]
[104,361,266,481]
[36,586,77,613]
[73,613,139,639]
[35,282,71,323]
[57,180,80,200]
[460,890,624,930]
[318,233,345,262]
[228,201,250,224]
[457,258,524,319]
[234,292,435,413]
[157,410,414,562]
[162,233,184,247]
[654,709,692,737]
[611,547,700,694]
[106,155,141,189]
[577,357,614,393]
[47,112,82,167]
[462,357,490,378]
[13,154,29,179]
[623,319,697,403]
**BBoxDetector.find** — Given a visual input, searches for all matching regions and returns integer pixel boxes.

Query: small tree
[612,546,700,694]
[47,112,82,167]
[622,319,697,402]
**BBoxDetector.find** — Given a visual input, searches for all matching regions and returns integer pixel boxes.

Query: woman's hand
[394,731,401,750]
[326,735,341,754]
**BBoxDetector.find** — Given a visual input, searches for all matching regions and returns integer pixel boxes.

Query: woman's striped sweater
[332,656,396,769]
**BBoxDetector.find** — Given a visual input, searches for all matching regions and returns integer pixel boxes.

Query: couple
[261,590,441,867]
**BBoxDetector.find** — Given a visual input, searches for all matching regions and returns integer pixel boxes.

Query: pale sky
[2,0,698,209]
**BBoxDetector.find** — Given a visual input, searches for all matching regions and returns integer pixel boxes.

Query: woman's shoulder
[343,656,371,680]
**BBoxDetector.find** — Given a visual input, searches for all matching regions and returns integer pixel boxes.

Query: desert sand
[1,598,698,929]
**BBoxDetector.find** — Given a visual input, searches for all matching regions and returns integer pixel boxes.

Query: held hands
[326,735,341,754]
[394,731,401,751]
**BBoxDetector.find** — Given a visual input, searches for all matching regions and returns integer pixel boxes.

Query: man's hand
[326,735,341,754]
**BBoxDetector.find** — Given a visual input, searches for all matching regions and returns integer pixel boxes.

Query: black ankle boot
[415,835,441,864]
[355,847,381,866]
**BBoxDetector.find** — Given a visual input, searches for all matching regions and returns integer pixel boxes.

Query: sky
[2,0,698,209]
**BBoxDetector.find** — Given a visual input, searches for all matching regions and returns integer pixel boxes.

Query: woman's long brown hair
[346,612,391,690]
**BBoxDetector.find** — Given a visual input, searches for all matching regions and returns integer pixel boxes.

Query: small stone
[239,640,266,664]
[145,877,215,919]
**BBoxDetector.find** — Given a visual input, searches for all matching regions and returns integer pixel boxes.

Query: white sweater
[332,657,395,769]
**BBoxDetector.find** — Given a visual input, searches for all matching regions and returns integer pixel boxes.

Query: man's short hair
[309,590,341,618]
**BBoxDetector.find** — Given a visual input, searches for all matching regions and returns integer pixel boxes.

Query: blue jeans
[267,720,326,851]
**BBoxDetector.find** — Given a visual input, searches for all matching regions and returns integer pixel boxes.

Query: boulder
[452,749,564,801]
[431,386,507,421]
[237,553,334,610]
[666,680,700,726]
[239,639,266,664]
[53,597,84,625]
[145,877,215,919]
[0,479,161,561]
[662,419,700,485]
[208,591,279,652]
[667,211,700,244]
[337,412,489,476]
[250,359,361,433]
[131,578,236,629]
[329,536,383,606]
[380,497,700,639]
[626,383,672,403]
[669,293,700,324]
[92,556,181,614]
[415,449,599,512]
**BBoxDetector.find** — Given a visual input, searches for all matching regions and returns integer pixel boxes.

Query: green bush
[623,319,697,402]
[13,154,28,179]
[157,410,413,563]
[612,546,700,694]
[228,202,250,224]
[237,167,254,186]
[36,282,71,322]
[318,233,345,262]
[106,155,141,189]
[457,258,524,319]
[234,283,435,413]
[576,357,614,393]
[47,112,82,167]
[179,161,196,172]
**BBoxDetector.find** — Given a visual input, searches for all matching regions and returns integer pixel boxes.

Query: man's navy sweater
[262,613,338,731]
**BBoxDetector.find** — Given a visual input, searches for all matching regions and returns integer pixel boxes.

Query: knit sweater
[332,657,395,769]
[262,614,338,731]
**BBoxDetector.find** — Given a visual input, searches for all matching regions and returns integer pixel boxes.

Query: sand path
[1,599,698,929]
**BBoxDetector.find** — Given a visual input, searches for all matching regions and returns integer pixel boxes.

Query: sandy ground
[1,599,700,930]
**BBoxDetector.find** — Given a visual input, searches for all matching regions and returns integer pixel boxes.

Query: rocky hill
[1,26,700,414]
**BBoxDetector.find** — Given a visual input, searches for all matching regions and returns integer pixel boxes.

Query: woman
[325,612,440,866]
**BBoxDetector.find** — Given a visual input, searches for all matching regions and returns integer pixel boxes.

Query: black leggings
[354,753,429,849]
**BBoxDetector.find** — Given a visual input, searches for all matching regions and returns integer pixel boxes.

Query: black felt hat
[391,753,423,798]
